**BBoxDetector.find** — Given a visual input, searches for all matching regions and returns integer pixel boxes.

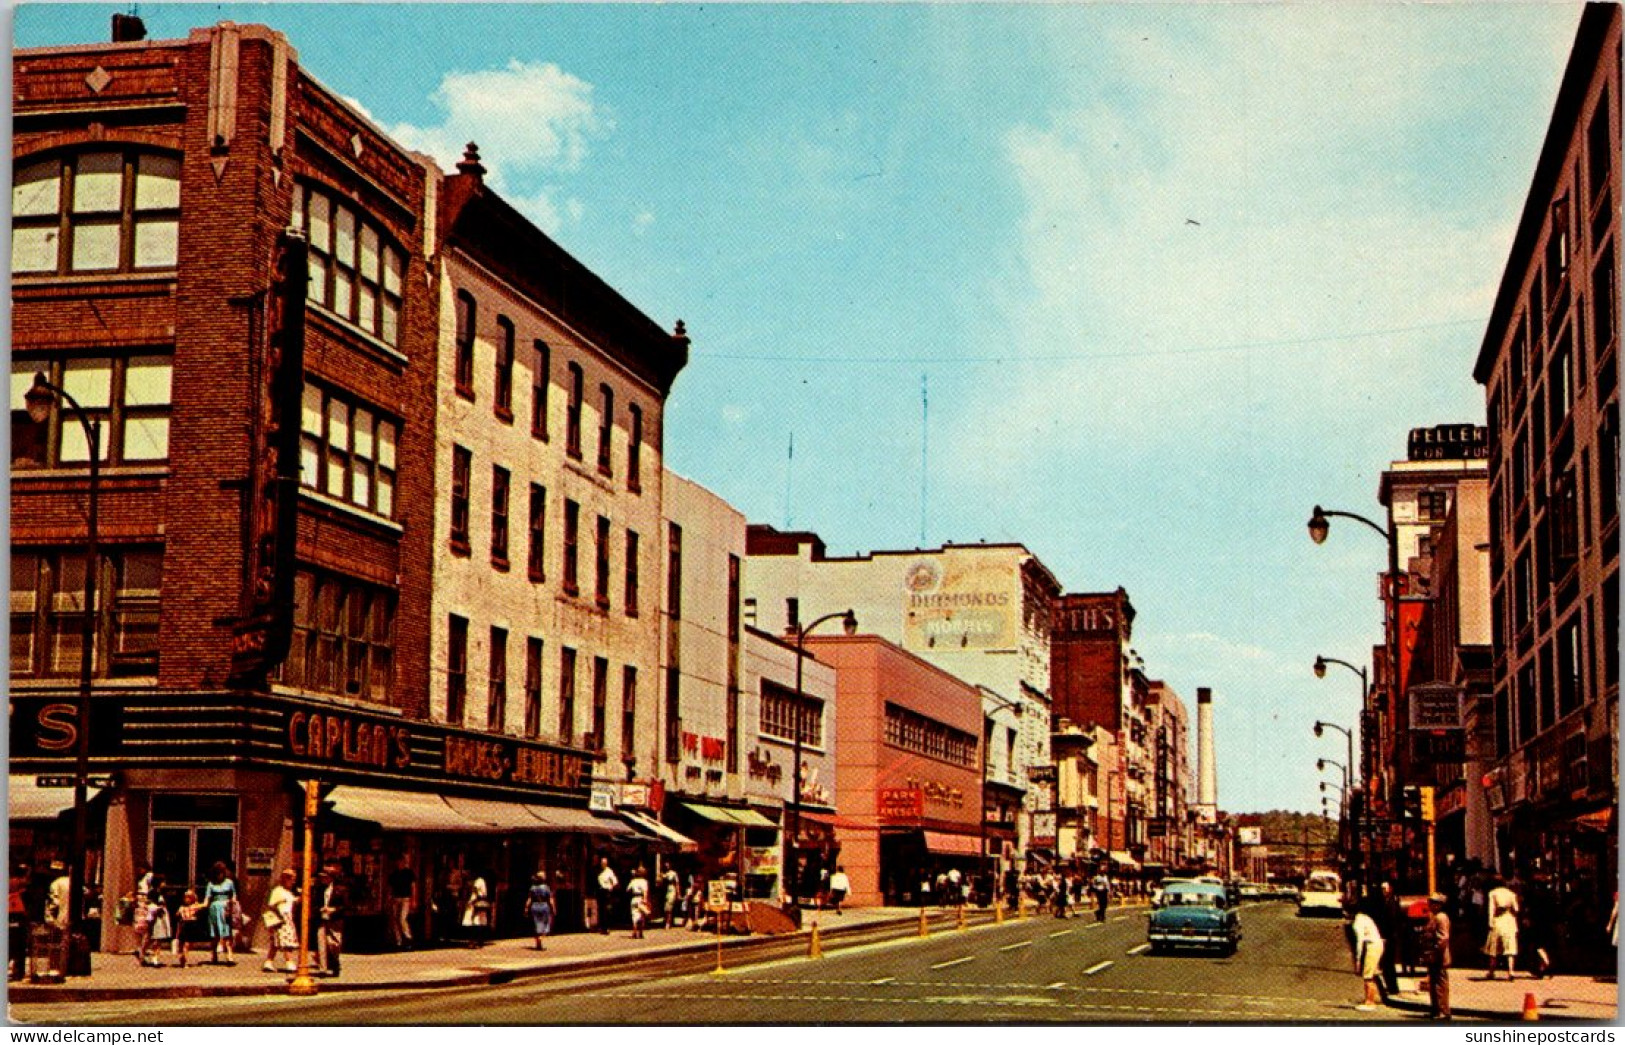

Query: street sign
[34,774,116,788]
[1408,683,1463,731]
[707,880,729,911]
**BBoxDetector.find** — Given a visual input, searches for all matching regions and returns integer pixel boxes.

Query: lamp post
[975,686,1024,909]
[1313,717,1359,882]
[785,609,856,913]
[25,372,100,963]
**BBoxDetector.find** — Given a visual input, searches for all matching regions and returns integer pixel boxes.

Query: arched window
[291,182,406,346]
[13,150,180,275]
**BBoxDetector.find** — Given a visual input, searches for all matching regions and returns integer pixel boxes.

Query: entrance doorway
[149,794,239,896]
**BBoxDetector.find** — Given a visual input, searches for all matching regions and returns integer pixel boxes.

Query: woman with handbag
[203,861,238,965]
[262,869,299,973]
[526,872,554,950]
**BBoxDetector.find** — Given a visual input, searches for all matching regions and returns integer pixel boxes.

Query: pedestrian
[314,866,347,977]
[1523,874,1557,978]
[1091,872,1111,922]
[461,871,491,948]
[1349,900,1385,1011]
[137,873,171,967]
[526,872,554,950]
[45,860,70,930]
[203,860,237,965]
[261,869,298,973]
[628,866,650,939]
[1483,876,1520,979]
[595,857,619,934]
[947,867,963,908]
[1375,881,1402,992]
[661,868,682,929]
[387,858,416,950]
[1424,892,1452,1020]
[1053,873,1070,919]
[174,888,209,968]
[828,866,850,915]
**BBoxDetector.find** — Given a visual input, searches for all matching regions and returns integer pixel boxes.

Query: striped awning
[8,776,103,821]
[619,810,698,851]
[922,830,983,856]
[678,801,775,828]
[325,786,508,833]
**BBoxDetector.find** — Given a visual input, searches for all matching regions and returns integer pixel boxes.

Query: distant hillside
[1231,809,1339,847]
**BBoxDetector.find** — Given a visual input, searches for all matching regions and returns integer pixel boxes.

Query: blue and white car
[1147,879,1241,955]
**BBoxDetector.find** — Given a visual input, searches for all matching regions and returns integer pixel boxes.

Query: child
[175,889,208,968]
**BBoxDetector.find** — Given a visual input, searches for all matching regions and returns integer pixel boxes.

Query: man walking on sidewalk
[387,859,416,950]
[1425,893,1452,1020]
[595,858,619,935]
[314,866,348,977]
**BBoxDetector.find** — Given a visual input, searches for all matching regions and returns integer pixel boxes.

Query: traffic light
[1400,785,1421,820]
[1419,785,1436,823]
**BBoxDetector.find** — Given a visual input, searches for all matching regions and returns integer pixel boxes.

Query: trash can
[28,925,67,984]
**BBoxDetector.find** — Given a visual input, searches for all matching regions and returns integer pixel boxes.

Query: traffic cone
[918,907,930,937]
[808,921,823,959]
[994,902,1006,924]
[1522,993,1539,1021]
[957,904,966,930]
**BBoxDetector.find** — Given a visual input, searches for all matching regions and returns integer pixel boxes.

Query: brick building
[1470,2,1619,939]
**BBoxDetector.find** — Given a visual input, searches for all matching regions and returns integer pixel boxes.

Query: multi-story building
[1471,3,1619,934]
[743,529,1060,872]
[1145,680,1192,869]
[9,17,689,948]
[1049,589,1153,872]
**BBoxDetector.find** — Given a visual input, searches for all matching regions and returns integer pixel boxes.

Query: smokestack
[1195,687,1217,822]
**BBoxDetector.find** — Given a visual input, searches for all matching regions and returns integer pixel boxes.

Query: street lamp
[25,371,100,963]
[785,608,856,913]
[976,686,1024,909]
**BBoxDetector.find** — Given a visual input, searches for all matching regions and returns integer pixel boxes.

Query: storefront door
[149,794,238,895]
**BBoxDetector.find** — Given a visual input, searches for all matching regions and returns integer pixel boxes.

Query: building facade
[1471,3,1619,942]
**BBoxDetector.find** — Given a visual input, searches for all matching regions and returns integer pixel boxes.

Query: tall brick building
[10,18,684,949]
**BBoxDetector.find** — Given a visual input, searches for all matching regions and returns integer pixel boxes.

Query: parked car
[1147,879,1241,955]
[1296,870,1343,917]
[1238,881,1264,902]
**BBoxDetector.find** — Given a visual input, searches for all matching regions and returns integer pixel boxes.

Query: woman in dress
[136,873,169,967]
[461,872,490,948]
[627,866,650,939]
[175,888,209,968]
[262,869,299,973]
[203,861,238,965]
[1483,877,1521,979]
[525,872,553,950]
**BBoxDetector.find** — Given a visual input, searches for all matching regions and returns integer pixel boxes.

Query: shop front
[665,800,777,898]
[9,688,609,952]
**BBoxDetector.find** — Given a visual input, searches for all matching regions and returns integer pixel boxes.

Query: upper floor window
[298,381,398,519]
[627,404,643,492]
[1588,89,1613,208]
[1416,489,1448,522]
[565,362,584,459]
[13,150,180,275]
[447,614,469,725]
[282,567,395,703]
[491,464,511,568]
[11,545,162,680]
[292,182,404,346]
[598,384,614,476]
[454,291,477,397]
[531,340,551,440]
[494,316,515,421]
[562,499,581,595]
[12,354,172,470]
[450,446,472,554]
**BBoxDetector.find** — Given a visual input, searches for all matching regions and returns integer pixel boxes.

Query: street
[15,902,1415,1024]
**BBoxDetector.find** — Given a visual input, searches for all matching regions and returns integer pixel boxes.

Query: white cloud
[633,211,656,235]
[387,59,609,218]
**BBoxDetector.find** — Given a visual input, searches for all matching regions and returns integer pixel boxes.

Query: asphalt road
[18,901,1420,1025]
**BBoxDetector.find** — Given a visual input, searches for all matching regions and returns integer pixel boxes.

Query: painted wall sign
[902,553,1016,651]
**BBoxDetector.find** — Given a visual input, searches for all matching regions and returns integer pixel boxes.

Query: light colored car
[1296,871,1343,917]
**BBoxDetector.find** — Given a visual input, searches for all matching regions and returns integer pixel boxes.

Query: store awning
[1109,850,1140,869]
[619,810,698,852]
[1573,807,1616,834]
[443,796,546,831]
[525,804,632,835]
[325,786,507,833]
[678,801,776,828]
[922,830,983,856]
[8,776,104,821]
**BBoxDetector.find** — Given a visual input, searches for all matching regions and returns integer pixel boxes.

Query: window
[494,316,515,421]
[1547,196,1571,292]
[595,515,611,609]
[565,362,584,459]
[524,637,543,738]
[598,384,614,476]
[296,381,398,518]
[666,524,683,619]
[488,626,508,732]
[628,404,643,492]
[621,665,637,760]
[1595,250,1617,362]
[532,340,550,440]
[454,291,476,397]
[1417,490,1448,522]
[1528,274,1545,347]
[664,665,681,763]
[1549,330,1573,433]
[1605,571,1620,690]
[563,499,580,595]
[1553,467,1580,569]
[282,568,395,702]
[786,597,800,632]
[591,656,609,752]
[1557,616,1583,717]
[447,615,468,725]
[559,646,577,743]
[13,150,180,275]
[450,446,472,553]
[491,465,510,568]
[292,182,404,345]
[1602,407,1620,531]
[625,529,640,617]
[1516,664,1537,746]
[12,355,173,469]
[528,484,547,582]
[10,546,162,680]
[881,703,977,768]
[760,682,824,749]
[1589,89,1612,208]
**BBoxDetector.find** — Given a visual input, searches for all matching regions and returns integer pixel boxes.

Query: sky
[12,1,1585,815]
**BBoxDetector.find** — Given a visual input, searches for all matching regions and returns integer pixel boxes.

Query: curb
[1382,989,1608,1023]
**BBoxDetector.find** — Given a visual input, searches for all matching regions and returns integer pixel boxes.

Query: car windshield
[1164,889,1220,907]
[1306,876,1339,892]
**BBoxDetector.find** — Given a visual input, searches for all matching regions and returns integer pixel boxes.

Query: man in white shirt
[1349,903,1385,1010]
[827,867,850,915]
[595,858,619,935]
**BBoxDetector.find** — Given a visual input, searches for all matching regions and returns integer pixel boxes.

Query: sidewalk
[1387,969,1619,1022]
[9,905,956,1004]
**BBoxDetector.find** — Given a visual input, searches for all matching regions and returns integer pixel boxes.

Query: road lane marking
[1083,961,1114,976]
[1045,981,1068,990]
[868,976,895,985]
[1084,922,1101,928]
[1048,929,1074,938]
[998,941,1032,952]
[930,956,975,969]
[1126,943,1150,955]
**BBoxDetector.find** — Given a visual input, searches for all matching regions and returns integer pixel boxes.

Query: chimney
[111,13,147,42]
[1195,687,1217,822]
[456,142,487,183]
